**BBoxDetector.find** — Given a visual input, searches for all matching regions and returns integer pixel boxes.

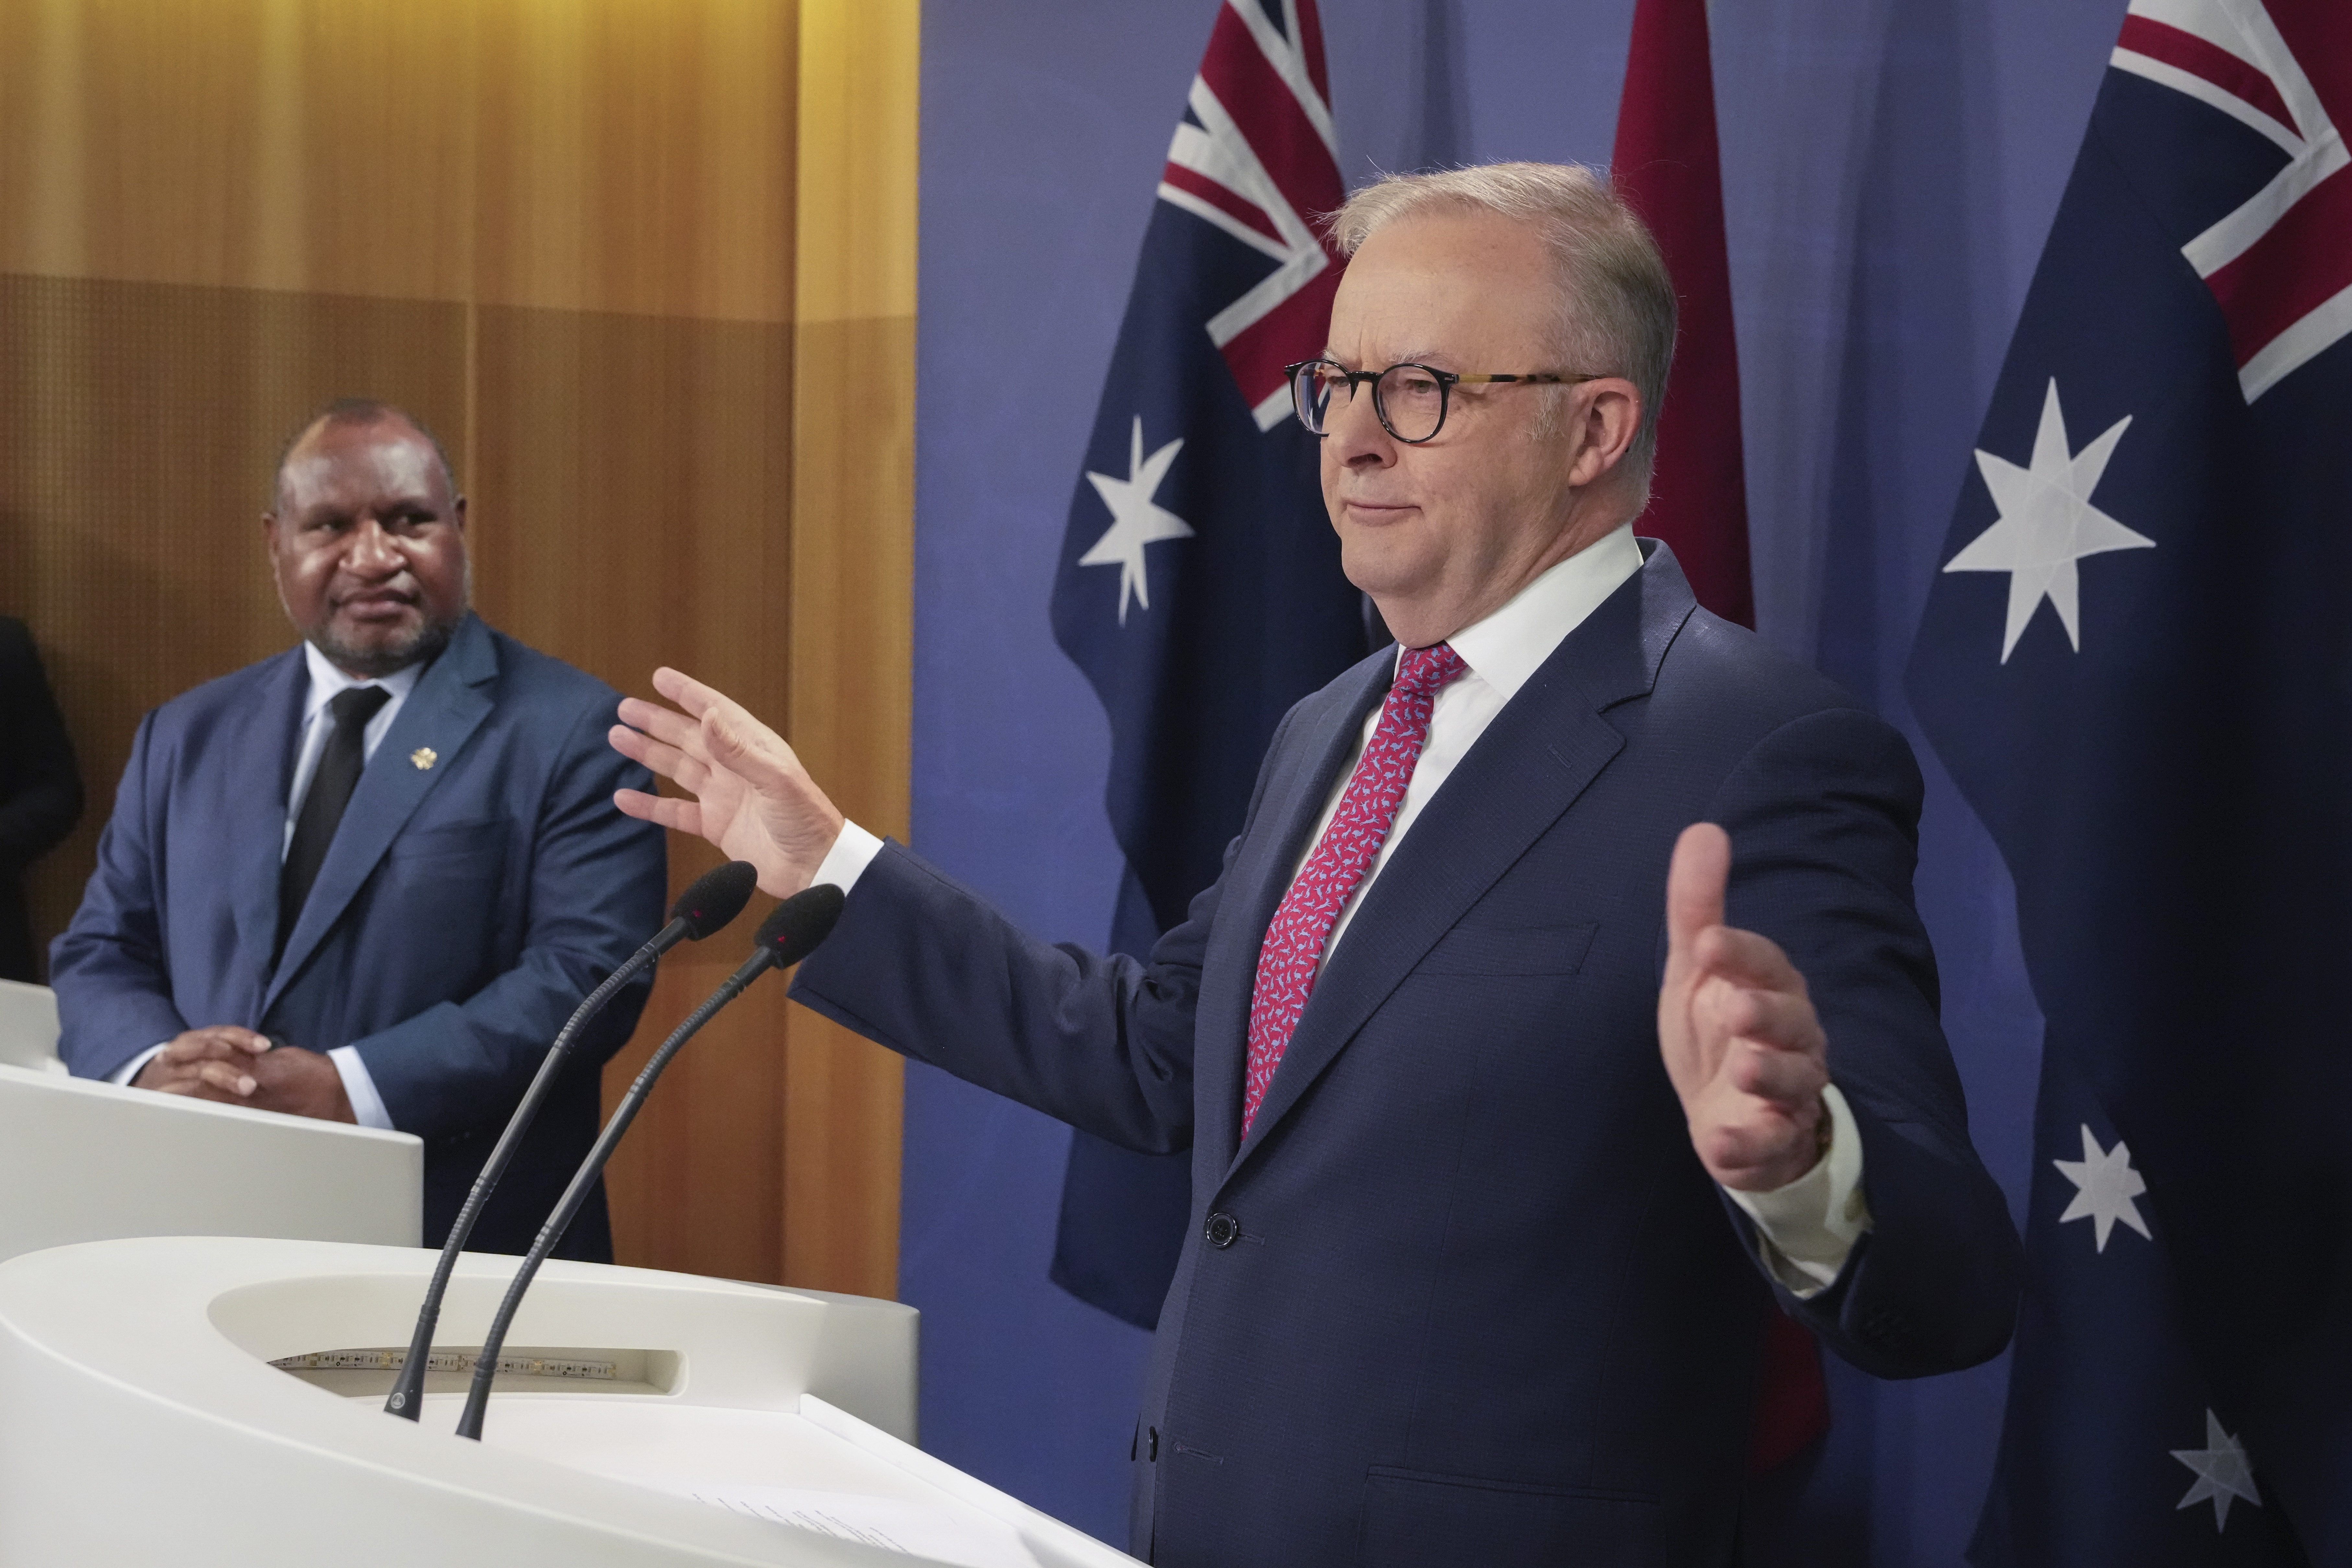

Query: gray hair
[1329,162,1676,499]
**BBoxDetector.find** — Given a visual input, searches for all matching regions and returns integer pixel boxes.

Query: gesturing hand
[1658,823,1831,1193]
[609,667,846,897]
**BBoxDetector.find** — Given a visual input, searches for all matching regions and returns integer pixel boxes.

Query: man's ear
[451,495,468,533]
[1567,379,1642,489]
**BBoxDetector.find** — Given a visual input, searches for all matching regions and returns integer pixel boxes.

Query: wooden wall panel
[469,303,797,1284]
[0,0,797,322]
[783,3,918,1301]
[1,274,467,949]
[0,0,917,1299]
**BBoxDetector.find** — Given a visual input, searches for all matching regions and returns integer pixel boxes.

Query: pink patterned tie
[1242,642,1468,1135]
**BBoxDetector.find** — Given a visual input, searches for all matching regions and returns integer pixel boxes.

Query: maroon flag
[1613,0,1822,1476]
[1610,0,1756,628]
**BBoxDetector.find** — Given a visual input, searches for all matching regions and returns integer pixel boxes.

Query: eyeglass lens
[1290,361,1449,443]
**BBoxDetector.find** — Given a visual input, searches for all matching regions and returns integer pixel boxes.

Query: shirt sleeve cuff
[328,1045,396,1131]
[1723,1084,1872,1298]
[811,821,886,894]
[111,1043,169,1087]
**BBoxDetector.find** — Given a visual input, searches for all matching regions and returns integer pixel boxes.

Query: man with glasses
[612,163,2019,1566]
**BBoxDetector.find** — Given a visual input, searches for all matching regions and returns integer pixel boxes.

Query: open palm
[609,667,845,896]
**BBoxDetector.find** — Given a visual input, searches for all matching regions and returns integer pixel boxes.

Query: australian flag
[1906,2,2351,1562]
[1045,0,1370,1330]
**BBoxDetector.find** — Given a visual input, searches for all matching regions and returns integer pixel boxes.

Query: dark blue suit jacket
[795,545,2020,1567]
[50,614,666,1258]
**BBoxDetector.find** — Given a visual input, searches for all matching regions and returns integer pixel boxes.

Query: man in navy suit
[613,165,2021,1564]
[51,401,665,1260]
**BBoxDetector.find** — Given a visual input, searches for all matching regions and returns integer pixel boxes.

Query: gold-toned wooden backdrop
[0,0,914,1299]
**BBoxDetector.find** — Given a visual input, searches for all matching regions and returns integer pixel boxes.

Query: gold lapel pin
[410,747,438,771]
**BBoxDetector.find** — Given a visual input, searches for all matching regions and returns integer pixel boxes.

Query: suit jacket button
[1204,1212,1240,1249]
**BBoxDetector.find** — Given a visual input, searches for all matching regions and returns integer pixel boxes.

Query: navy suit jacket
[50,614,666,1258]
[795,545,2020,1567]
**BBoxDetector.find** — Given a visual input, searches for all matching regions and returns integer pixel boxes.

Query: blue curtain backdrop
[909,1,2125,1557]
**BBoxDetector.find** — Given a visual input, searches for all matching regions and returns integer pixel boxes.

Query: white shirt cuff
[811,821,886,894]
[111,1043,169,1086]
[1724,1084,1872,1298]
[328,1045,395,1130]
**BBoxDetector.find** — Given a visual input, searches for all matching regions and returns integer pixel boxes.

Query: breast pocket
[1414,921,1598,977]
[384,818,509,881]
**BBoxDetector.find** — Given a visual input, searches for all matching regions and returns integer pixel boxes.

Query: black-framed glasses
[1284,358,1609,444]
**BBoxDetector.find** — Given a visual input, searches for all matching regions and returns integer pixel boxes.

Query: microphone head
[754,883,848,970]
[671,861,759,941]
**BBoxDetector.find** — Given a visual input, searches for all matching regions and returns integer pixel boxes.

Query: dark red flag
[1610,0,1756,628]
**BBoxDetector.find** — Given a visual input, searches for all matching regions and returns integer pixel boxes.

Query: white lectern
[0,1237,1141,1567]
[0,980,420,1263]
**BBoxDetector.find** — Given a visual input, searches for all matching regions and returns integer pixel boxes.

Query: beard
[309,608,461,678]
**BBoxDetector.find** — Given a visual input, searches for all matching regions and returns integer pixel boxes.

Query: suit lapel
[266,616,499,1006]
[1227,543,1697,1173]
[230,651,313,986]
[1193,651,1393,1170]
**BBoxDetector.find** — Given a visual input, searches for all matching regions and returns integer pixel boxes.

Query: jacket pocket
[1414,921,1598,977]
[1359,1465,1663,1567]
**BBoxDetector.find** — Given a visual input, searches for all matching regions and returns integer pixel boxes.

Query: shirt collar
[300,641,425,725]
[1432,524,1645,703]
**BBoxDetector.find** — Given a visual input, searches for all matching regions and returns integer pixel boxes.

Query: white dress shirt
[815,525,1869,1294]
[111,644,419,1130]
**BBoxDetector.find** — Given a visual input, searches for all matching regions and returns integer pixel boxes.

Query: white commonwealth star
[2172,1410,2262,1530]
[2053,1124,2152,1252]
[1078,416,1195,625]
[1943,378,2152,662]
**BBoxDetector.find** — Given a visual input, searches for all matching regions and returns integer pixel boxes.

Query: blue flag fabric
[1905,4,2349,1562]
[1046,0,1369,1331]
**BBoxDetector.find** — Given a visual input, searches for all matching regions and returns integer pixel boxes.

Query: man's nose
[1324,380,1395,467]
[345,519,403,575]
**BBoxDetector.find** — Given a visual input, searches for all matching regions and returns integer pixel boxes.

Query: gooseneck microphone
[454,882,847,1441]
[383,860,758,1420]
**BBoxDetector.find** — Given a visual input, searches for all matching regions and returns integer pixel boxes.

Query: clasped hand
[133,1026,355,1122]
[1658,823,1831,1192]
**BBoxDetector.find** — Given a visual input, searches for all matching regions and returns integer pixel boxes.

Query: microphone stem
[383,922,680,1420]
[453,952,773,1441]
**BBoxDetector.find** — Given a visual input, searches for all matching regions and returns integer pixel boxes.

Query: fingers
[1718,1034,1828,1106]
[1664,823,1730,960]
[615,697,709,758]
[161,1027,270,1063]
[1690,1097,1824,1192]
[609,721,714,796]
[1691,973,1819,1055]
[650,666,728,719]
[613,788,704,835]
[700,703,797,793]
[196,1060,260,1097]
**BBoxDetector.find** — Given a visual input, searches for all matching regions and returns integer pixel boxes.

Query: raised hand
[610,667,846,897]
[1658,822,1831,1193]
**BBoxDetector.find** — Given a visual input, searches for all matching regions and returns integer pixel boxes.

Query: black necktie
[277,683,392,961]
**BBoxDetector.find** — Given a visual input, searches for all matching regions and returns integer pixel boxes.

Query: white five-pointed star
[1943,379,2152,662]
[2172,1410,2262,1530]
[2053,1123,2152,1252]
[1079,416,1195,625]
